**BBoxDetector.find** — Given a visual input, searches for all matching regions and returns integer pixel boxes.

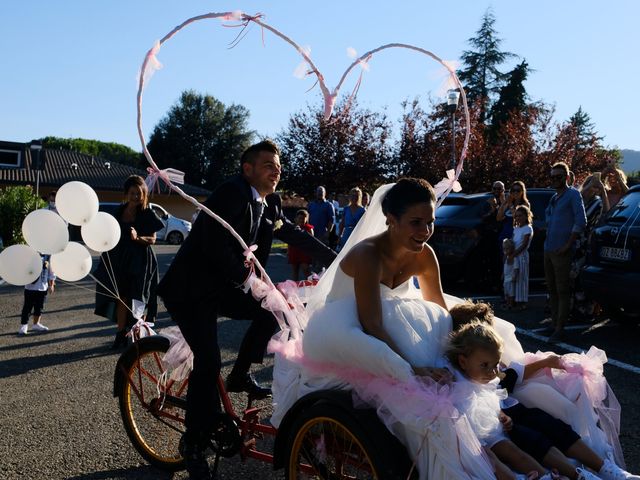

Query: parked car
[99,202,192,245]
[429,188,555,287]
[580,185,640,323]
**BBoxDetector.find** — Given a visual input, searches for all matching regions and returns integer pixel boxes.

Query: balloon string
[88,273,136,317]
[54,277,136,319]
[102,251,120,299]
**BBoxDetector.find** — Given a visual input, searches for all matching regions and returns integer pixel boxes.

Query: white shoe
[31,322,49,332]
[18,324,28,335]
[577,467,602,479]
[599,459,640,480]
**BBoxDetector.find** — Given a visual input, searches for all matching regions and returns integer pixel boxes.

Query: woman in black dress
[94,175,164,348]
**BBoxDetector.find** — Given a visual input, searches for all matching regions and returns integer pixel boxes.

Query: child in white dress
[511,205,533,310]
[446,303,639,480]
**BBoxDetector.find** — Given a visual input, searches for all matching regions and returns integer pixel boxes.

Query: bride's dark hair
[381,178,435,218]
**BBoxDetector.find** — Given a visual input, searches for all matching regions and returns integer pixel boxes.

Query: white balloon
[22,209,69,254]
[81,212,121,252]
[51,242,92,282]
[56,181,99,226]
[0,244,43,286]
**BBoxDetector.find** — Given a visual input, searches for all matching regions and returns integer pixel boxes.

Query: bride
[269,179,624,479]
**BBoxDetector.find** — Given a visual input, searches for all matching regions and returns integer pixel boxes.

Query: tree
[488,60,531,143]
[147,90,255,189]
[42,137,144,168]
[277,99,394,196]
[0,186,45,247]
[457,9,516,123]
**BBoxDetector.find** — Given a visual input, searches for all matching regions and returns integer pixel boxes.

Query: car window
[604,191,640,225]
[436,204,471,219]
[152,206,167,220]
[436,197,479,219]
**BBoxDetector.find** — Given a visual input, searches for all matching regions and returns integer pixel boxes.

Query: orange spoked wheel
[285,403,392,480]
[117,335,187,471]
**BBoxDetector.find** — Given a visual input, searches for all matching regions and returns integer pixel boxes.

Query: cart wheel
[117,336,187,471]
[285,402,395,479]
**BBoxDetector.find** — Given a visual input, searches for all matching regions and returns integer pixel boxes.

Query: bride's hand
[413,366,452,383]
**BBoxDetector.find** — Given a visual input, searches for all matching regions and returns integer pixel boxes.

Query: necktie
[250,200,264,242]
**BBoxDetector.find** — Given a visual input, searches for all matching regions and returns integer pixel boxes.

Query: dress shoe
[181,437,213,480]
[225,373,271,400]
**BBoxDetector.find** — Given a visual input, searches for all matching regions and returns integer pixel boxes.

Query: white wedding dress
[266,184,623,479]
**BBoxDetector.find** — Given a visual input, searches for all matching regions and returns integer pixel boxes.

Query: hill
[621,149,640,174]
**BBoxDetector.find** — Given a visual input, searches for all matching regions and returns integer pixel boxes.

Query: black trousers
[164,289,278,440]
[21,290,47,324]
[505,403,581,463]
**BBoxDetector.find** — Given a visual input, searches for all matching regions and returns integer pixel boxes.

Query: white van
[99,202,191,245]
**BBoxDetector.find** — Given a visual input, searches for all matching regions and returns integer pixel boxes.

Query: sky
[1,0,639,154]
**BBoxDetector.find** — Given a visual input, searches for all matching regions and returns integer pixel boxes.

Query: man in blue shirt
[307,186,336,245]
[544,162,587,343]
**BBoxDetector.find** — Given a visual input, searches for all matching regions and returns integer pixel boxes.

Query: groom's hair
[240,140,280,171]
[382,178,435,218]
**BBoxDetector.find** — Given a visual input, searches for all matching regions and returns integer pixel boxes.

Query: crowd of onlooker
[290,161,630,343]
[483,162,629,343]
[287,185,371,280]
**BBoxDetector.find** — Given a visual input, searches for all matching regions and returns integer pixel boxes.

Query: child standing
[511,205,533,310]
[287,209,314,281]
[502,238,518,310]
[444,316,638,480]
[19,254,55,335]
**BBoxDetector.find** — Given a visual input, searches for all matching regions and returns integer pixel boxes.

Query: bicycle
[113,333,414,479]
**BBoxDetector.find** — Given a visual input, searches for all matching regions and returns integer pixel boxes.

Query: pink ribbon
[145,167,185,195]
[126,319,156,342]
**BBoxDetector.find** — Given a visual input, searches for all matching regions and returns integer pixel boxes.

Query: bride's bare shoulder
[340,237,382,275]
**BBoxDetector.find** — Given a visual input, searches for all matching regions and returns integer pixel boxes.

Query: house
[0,140,211,220]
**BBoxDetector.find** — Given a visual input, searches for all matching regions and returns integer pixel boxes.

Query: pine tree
[488,60,531,143]
[457,9,516,123]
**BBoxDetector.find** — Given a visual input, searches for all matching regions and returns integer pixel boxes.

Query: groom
[157,139,335,480]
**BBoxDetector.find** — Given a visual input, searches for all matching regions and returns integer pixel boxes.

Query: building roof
[0,141,211,197]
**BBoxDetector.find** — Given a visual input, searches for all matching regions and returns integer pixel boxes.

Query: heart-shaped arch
[135,10,470,301]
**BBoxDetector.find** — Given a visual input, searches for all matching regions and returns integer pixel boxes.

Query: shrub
[0,186,45,247]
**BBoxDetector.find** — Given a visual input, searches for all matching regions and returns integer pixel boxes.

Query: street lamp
[30,140,43,200]
[446,89,460,171]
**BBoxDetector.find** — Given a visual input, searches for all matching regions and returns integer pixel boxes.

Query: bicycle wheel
[117,335,187,471]
[285,402,394,479]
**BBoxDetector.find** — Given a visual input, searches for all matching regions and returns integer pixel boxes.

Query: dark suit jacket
[157,175,336,305]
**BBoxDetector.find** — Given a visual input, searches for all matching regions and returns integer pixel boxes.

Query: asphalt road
[1,244,638,479]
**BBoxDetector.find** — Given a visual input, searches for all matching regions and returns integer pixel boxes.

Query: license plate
[600,246,630,261]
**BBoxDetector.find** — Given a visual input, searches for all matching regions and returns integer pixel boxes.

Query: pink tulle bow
[145,167,185,195]
[127,319,156,341]
[141,40,163,86]
[220,10,243,22]
[557,346,608,403]
[433,169,462,199]
[243,244,258,261]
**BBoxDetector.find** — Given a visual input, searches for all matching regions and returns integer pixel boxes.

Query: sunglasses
[550,174,565,180]
[510,188,522,192]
